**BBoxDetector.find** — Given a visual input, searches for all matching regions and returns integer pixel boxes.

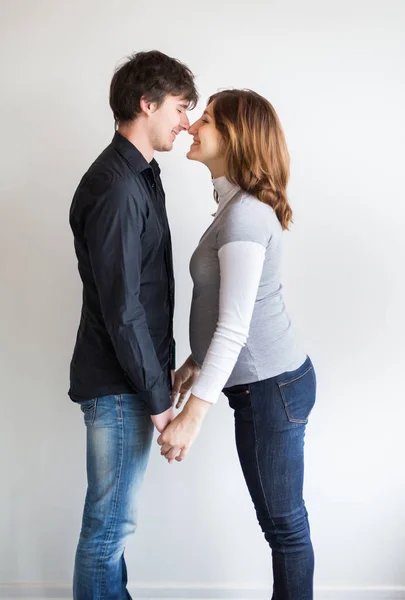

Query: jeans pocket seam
[81,399,98,426]
[116,395,123,420]
[230,390,250,397]
[278,365,313,388]
[280,386,308,424]
[278,371,314,424]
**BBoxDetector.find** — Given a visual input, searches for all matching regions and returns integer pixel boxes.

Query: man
[69,50,198,599]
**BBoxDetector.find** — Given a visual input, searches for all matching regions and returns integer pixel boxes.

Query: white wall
[1,0,405,597]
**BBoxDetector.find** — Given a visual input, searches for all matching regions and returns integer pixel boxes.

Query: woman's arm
[158,240,265,462]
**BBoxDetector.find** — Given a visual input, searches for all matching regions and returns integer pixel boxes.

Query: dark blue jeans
[223,356,316,600]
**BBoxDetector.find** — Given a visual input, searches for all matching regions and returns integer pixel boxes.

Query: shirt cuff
[191,377,221,405]
[136,383,172,416]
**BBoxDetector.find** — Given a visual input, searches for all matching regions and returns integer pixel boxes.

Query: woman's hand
[171,355,200,409]
[157,395,210,463]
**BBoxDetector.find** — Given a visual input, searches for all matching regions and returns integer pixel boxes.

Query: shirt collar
[212,176,241,215]
[111,131,160,176]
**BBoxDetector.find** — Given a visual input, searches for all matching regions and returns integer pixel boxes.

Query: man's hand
[171,355,200,409]
[150,407,174,433]
[157,395,210,463]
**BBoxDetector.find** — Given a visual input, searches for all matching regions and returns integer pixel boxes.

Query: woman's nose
[188,121,198,135]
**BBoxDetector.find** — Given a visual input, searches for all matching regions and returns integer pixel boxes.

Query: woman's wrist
[183,394,211,422]
[186,354,200,372]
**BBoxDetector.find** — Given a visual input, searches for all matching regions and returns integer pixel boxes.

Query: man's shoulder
[76,152,144,200]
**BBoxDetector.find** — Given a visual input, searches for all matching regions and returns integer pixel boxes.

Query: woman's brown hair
[208,89,293,230]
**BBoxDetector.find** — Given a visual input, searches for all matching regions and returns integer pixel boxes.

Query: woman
[158,89,316,599]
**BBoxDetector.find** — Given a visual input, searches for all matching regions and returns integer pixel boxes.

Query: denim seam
[249,385,290,595]
[81,398,98,426]
[279,384,308,424]
[278,365,313,387]
[97,395,125,599]
[278,366,314,424]
[89,399,98,426]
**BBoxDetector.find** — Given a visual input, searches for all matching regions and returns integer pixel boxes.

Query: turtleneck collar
[212,176,241,216]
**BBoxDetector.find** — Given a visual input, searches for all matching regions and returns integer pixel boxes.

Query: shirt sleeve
[191,240,266,403]
[217,197,272,249]
[84,177,171,416]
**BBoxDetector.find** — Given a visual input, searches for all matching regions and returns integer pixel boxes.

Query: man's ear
[140,96,158,116]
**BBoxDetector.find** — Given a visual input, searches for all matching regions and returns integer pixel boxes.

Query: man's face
[149,95,190,152]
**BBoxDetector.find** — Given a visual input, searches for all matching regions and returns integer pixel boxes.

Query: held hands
[150,356,198,433]
[157,394,210,463]
[152,356,210,464]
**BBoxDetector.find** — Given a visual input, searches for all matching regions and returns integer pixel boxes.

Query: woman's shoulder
[217,190,282,248]
[228,190,281,231]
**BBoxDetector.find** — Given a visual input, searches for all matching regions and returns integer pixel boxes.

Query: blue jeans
[223,356,316,600]
[73,394,154,600]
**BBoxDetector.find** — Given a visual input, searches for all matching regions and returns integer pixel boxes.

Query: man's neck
[117,120,154,163]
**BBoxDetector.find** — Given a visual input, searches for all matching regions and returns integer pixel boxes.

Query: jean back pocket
[277,363,316,424]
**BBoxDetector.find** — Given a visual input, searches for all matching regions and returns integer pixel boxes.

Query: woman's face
[187,102,225,173]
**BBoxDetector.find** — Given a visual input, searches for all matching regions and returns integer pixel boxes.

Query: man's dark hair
[109,50,198,125]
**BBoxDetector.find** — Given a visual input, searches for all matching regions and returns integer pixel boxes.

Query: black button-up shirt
[69,132,175,415]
